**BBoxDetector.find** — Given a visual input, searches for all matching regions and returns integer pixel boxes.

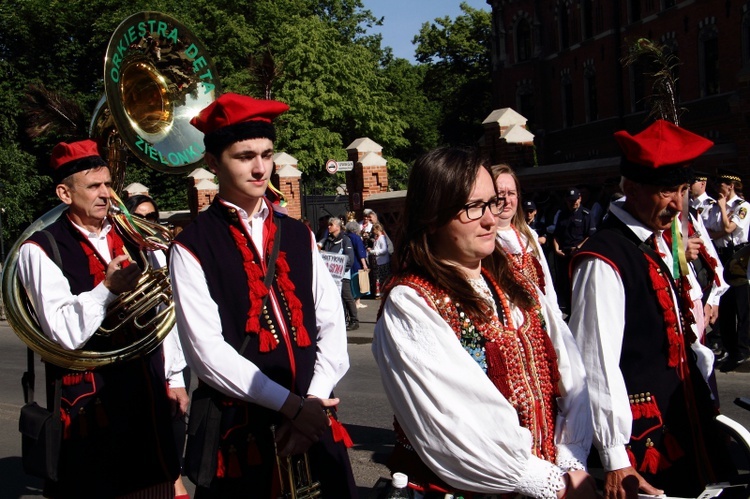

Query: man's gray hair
[363,208,374,216]
[328,217,343,227]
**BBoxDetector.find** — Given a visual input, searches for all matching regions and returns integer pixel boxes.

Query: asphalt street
[0,296,749,498]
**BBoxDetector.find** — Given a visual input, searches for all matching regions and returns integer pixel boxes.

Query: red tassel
[532,256,546,293]
[627,446,637,468]
[330,417,354,448]
[216,449,225,478]
[296,326,312,348]
[663,432,684,460]
[228,445,242,478]
[60,409,71,439]
[639,442,670,474]
[641,399,661,419]
[630,403,643,421]
[484,342,511,397]
[247,436,262,466]
[259,329,277,352]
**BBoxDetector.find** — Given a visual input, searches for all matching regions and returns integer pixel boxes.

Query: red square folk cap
[49,139,107,184]
[191,93,290,155]
[614,120,714,186]
[190,93,289,135]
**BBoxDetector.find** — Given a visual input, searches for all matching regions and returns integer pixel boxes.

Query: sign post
[325,159,338,174]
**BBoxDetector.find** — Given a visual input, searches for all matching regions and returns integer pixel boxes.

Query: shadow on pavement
[347,423,394,465]
[0,456,43,498]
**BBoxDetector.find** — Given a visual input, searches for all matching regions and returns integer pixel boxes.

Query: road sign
[325,159,338,174]
[337,161,354,172]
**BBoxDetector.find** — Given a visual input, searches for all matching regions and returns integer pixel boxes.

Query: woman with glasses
[372,147,596,499]
[123,193,191,499]
[492,164,562,316]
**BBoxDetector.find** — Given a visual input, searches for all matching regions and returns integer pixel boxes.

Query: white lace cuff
[515,456,566,499]
[556,443,588,472]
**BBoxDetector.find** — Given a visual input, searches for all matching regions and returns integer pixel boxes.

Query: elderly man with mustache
[567,120,735,499]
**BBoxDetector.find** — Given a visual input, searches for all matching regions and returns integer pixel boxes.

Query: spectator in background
[368,222,391,298]
[552,188,593,314]
[322,217,359,330]
[361,208,375,237]
[523,200,547,246]
[345,221,370,308]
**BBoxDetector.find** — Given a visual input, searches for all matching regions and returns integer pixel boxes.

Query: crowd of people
[12,89,746,499]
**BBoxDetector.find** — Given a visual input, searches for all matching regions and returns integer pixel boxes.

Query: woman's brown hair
[392,146,533,316]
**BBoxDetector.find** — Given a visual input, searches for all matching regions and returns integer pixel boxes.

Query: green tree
[414,2,492,146]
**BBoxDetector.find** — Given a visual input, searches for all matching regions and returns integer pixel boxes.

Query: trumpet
[271,425,323,499]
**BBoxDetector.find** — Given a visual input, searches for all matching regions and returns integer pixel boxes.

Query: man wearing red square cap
[567,120,734,498]
[16,139,183,496]
[171,93,357,498]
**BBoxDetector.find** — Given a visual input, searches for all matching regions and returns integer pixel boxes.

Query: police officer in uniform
[552,187,593,314]
[708,169,750,371]
[690,171,716,225]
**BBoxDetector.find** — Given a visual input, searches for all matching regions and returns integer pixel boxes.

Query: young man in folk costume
[568,120,734,498]
[170,93,357,498]
[17,139,182,498]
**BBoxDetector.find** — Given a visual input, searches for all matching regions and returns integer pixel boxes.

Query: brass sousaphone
[1,12,221,370]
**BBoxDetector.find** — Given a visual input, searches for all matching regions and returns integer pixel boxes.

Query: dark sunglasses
[135,211,159,222]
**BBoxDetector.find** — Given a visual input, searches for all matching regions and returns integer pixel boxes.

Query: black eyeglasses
[135,211,159,222]
[463,197,505,221]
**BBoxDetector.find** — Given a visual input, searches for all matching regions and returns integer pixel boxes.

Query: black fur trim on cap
[53,155,107,184]
[204,121,276,156]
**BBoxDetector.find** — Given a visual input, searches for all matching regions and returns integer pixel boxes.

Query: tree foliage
[413,2,492,146]
[0,0,492,241]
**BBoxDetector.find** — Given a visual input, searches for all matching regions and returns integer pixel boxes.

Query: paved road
[1,297,749,498]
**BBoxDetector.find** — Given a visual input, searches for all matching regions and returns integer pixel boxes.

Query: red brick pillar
[345,138,388,213]
[274,152,303,220]
[187,168,218,218]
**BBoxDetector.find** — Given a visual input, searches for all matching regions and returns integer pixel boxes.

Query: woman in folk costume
[372,146,596,499]
[492,164,562,318]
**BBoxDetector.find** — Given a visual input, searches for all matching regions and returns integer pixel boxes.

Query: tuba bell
[1,12,221,370]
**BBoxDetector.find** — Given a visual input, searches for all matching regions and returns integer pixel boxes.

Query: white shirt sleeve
[372,285,568,499]
[147,249,187,388]
[17,241,116,350]
[568,256,633,471]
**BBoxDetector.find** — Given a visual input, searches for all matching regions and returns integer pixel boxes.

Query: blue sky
[363,0,490,62]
